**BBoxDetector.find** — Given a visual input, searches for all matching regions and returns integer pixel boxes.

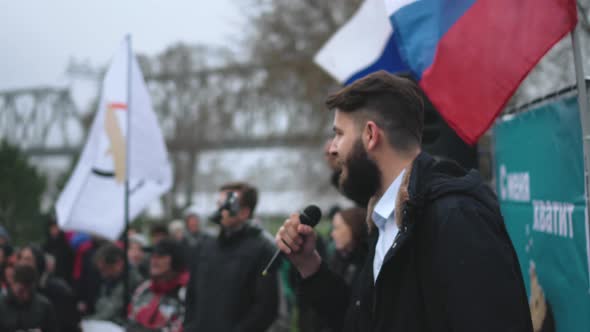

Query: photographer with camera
[183,182,279,332]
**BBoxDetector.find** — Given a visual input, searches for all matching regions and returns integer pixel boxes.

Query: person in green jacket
[89,242,143,325]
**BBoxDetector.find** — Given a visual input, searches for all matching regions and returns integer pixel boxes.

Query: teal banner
[494,95,590,331]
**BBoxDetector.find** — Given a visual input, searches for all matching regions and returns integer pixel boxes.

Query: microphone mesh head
[301,205,322,227]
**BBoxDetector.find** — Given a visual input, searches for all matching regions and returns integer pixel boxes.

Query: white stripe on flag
[384,0,419,16]
[314,0,392,83]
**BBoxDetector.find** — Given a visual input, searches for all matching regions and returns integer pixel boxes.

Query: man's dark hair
[326,70,424,152]
[150,223,169,237]
[13,264,38,287]
[220,182,258,218]
[94,243,124,266]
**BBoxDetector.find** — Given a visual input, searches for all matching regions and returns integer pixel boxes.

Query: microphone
[261,205,322,277]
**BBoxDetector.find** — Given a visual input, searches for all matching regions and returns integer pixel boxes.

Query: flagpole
[123,34,132,316]
[571,24,590,291]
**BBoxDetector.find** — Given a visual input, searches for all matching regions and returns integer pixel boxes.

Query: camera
[209,191,240,224]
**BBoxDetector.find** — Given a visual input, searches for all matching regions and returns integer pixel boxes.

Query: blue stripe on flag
[390,0,477,79]
[344,33,410,85]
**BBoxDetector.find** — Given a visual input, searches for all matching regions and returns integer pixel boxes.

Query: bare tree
[241,0,363,137]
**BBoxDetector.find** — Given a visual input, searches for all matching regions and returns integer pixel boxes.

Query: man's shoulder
[419,187,504,245]
[426,191,478,213]
[245,224,276,251]
[415,161,497,216]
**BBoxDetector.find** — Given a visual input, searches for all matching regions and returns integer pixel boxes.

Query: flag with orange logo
[56,39,172,240]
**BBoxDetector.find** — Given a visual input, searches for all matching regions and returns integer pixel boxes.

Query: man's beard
[339,139,381,207]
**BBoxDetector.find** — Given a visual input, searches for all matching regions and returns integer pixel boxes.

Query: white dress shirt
[372,169,405,283]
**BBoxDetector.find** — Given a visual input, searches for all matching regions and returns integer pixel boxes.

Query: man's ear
[364,121,381,151]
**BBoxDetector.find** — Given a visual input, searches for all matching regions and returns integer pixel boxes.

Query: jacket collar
[372,169,406,229]
[366,152,435,232]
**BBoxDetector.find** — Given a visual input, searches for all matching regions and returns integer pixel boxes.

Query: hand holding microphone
[262,205,322,278]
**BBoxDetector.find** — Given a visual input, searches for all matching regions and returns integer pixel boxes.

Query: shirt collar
[372,169,406,227]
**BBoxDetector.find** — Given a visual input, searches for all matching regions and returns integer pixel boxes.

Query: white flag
[82,320,124,332]
[56,38,172,240]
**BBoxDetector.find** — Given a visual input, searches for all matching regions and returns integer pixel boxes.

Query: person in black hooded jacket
[275,71,533,332]
[0,264,57,332]
[183,182,278,332]
[19,244,81,332]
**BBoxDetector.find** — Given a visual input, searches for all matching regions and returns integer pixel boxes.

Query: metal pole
[571,25,590,292]
[123,34,132,316]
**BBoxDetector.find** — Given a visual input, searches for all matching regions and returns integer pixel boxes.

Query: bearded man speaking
[275,71,533,332]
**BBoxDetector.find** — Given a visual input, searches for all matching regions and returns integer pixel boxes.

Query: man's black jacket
[0,293,57,332]
[301,152,533,332]
[184,223,279,332]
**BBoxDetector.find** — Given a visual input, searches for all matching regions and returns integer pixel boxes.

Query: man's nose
[328,141,338,156]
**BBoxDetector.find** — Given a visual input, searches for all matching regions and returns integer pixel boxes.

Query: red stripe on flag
[420,0,577,145]
[108,102,127,110]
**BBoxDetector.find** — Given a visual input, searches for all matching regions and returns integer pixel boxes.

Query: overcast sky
[0,0,242,91]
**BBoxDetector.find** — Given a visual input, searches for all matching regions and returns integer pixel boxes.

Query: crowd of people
[0,71,534,332]
[0,178,366,332]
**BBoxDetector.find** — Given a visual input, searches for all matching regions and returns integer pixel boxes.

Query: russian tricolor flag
[316,0,578,144]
